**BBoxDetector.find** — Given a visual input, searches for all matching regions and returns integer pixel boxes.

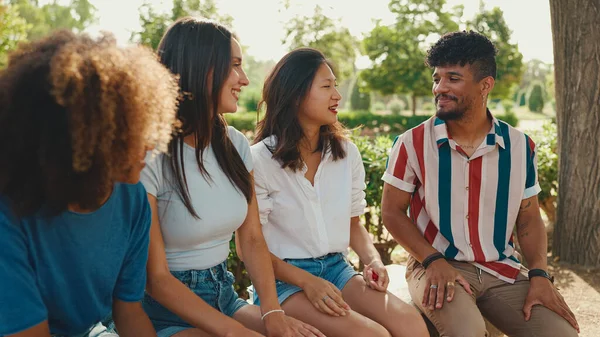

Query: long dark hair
[158,17,252,218]
[254,48,347,170]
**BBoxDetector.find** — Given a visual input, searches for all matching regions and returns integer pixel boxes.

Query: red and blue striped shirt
[383,114,541,283]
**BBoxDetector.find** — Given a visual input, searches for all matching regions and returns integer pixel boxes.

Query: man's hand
[422,259,472,311]
[363,260,389,292]
[263,312,325,337]
[523,277,579,333]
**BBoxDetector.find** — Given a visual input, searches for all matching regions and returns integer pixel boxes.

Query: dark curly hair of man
[425,30,498,81]
[0,30,180,217]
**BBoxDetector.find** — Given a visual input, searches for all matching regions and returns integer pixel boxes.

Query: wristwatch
[528,268,555,283]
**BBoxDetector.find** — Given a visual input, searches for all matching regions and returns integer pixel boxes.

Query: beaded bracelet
[261,309,285,321]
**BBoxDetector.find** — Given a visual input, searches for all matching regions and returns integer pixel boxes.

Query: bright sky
[86,0,554,66]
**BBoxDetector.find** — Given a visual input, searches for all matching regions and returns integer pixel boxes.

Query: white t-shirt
[140,126,252,271]
[251,136,367,259]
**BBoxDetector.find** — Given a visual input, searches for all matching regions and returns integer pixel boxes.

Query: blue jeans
[254,253,359,305]
[143,260,248,337]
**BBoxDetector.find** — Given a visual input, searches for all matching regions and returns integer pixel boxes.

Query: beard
[435,94,472,121]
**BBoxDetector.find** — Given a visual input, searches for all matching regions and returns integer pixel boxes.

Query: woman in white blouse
[250,48,429,337]
[140,18,323,337]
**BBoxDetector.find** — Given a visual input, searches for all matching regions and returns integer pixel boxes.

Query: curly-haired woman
[0,30,179,337]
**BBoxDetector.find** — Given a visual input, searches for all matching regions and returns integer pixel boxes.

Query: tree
[467,6,523,100]
[282,5,359,80]
[350,77,371,111]
[527,82,545,113]
[0,3,29,68]
[9,0,97,41]
[131,0,233,50]
[361,0,463,115]
[550,0,600,267]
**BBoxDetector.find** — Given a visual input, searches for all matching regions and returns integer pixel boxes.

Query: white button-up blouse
[251,136,367,260]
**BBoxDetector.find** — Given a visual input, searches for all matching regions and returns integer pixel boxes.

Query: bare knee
[350,320,391,337]
[392,311,429,337]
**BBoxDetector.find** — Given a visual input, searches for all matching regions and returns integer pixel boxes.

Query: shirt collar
[433,109,505,149]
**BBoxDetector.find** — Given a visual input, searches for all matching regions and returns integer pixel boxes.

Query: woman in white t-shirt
[250,48,429,337]
[140,18,323,337]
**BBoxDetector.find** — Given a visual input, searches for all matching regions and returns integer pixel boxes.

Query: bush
[388,100,404,115]
[519,91,527,106]
[502,99,514,115]
[240,88,261,113]
[352,133,398,264]
[226,111,519,136]
[528,121,558,223]
[350,81,371,111]
[372,101,386,112]
[528,83,545,113]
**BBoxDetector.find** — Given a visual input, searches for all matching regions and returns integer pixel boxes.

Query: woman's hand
[363,260,389,292]
[263,312,326,337]
[300,274,350,317]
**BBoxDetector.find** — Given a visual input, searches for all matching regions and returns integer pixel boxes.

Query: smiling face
[297,63,342,128]
[217,38,249,114]
[432,64,482,121]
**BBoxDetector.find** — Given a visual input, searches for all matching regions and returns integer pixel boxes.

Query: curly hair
[254,48,348,171]
[425,30,497,81]
[0,30,180,217]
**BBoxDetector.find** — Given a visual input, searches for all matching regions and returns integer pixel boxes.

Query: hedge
[225,110,519,136]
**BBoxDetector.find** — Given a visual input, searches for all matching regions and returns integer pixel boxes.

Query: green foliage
[131,0,233,50]
[468,6,523,100]
[388,100,403,115]
[372,101,386,112]
[0,3,29,68]
[10,0,97,41]
[519,91,527,106]
[240,87,261,112]
[501,99,514,115]
[350,79,371,111]
[228,234,251,298]
[226,110,519,136]
[361,0,463,115]
[528,82,545,113]
[282,5,359,80]
[528,121,558,204]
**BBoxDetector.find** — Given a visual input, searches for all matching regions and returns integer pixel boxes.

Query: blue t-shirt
[0,182,151,336]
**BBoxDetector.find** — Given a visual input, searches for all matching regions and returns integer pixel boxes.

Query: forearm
[146,273,243,336]
[517,214,548,270]
[348,216,382,264]
[270,253,316,288]
[112,301,156,337]
[239,229,281,313]
[382,209,438,262]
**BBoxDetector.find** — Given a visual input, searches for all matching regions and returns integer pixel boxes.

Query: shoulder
[342,138,361,158]
[227,126,250,148]
[0,198,19,231]
[495,119,533,149]
[112,182,149,209]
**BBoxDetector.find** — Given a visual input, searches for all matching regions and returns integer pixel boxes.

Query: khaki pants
[406,257,578,337]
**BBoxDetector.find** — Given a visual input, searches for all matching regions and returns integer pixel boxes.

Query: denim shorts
[143,260,248,337]
[254,253,359,305]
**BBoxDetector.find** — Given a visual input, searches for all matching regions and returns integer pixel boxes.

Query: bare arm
[6,321,51,337]
[515,196,548,270]
[145,194,247,337]
[112,299,156,337]
[348,216,382,265]
[381,183,438,261]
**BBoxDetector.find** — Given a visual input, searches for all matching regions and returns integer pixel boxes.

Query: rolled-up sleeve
[523,135,542,199]
[251,152,273,225]
[382,134,417,193]
[350,143,367,217]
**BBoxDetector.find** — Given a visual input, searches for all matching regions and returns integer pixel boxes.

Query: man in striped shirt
[381,31,579,336]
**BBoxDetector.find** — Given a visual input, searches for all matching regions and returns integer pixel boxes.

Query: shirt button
[466,186,469,190]
[469,243,473,247]
[466,215,470,219]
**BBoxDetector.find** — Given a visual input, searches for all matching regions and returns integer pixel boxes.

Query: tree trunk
[412,94,417,116]
[550,0,600,267]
